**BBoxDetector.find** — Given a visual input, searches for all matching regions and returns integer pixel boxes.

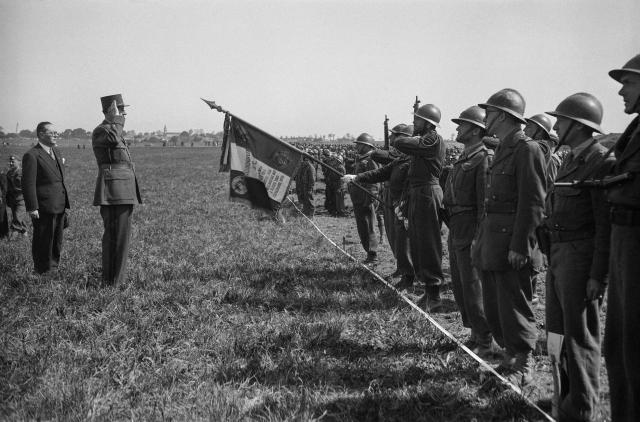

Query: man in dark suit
[22,122,70,274]
[92,94,142,286]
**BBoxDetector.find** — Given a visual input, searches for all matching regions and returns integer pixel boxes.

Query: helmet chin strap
[555,120,574,153]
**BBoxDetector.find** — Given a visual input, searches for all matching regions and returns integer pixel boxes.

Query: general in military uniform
[92,94,142,286]
[545,93,613,421]
[445,106,497,357]
[6,155,28,238]
[473,89,546,386]
[604,53,640,422]
[348,134,380,263]
[394,104,446,311]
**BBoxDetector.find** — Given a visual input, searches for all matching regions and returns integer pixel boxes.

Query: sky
[0,0,638,140]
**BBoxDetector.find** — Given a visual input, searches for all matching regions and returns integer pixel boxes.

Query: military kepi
[100,94,129,112]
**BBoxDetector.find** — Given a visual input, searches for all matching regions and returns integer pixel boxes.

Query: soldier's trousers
[335,189,346,216]
[385,197,413,276]
[296,189,315,217]
[32,211,64,274]
[546,239,600,422]
[605,225,640,422]
[353,204,378,254]
[100,205,133,285]
[449,238,491,343]
[324,184,336,214]
[407,184,443,287]
[9,201,27,233]
[482,267,537,354]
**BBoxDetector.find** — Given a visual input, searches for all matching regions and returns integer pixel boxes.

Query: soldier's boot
[495,351,517,374]
[473,337,503,360]
[464,331,479,350]
[392,275,414,291]
[417,286,443,312]
[363,251,378,264]
[504,351,534,387]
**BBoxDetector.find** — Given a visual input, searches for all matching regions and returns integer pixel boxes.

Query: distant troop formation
[310,54,640,422]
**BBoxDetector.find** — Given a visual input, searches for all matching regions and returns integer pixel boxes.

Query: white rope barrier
[286,197,555,422]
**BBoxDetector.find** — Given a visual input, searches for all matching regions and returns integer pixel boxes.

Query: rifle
[554,172,633,188]
[413,96,421,113]
[383,115,389,150]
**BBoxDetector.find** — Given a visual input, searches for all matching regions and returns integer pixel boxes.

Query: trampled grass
[0,145,610,421]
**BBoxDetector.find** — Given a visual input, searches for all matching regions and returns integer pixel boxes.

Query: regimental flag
[218,112,303,211]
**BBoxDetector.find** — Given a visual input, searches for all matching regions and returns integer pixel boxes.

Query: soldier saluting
[604,53,640,422]
[92,94,142,286]
[394,104,446,312]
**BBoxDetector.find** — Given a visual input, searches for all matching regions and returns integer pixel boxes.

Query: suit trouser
[32,211,64,274]
[353,204,378,254]
[449,239,491,343]
[407,184,443,287]
[100,205,133,285]
[296,189,315,217]
[9,201,28,233]
[546,239,600,422]
[605,225,640,422]
[482,268,537,354]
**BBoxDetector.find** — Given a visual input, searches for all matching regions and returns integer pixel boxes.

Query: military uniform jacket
[92,117,142,206]
[6,167,24,207]
[22,144,70,214]
[545,139,614,282]
[394,130,445,187]
[349,153,379,207]
[474,129,546,271]
[356,154,410,204]
[607,116,640,208]
[444,144,491,247]
[295,160,315,192]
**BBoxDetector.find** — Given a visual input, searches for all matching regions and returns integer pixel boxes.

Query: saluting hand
[105,99,122,123]
[507,250,529,270]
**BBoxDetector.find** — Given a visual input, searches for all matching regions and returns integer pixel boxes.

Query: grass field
[0,145,611,421]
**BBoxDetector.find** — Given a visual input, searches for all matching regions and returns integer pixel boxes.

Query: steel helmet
[451,105,486,129]
[354,132,375,147]
[609,54,640,82]
[414,104,442,127]
[390,123,413,136]
[547,92,604,134]
[525,113,553,136]
[478,88,527,123]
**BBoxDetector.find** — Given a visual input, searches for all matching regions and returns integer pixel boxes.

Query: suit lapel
[52,147,65,181]
[37,145,62,178]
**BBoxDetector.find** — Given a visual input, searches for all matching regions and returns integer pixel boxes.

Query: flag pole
[201,98,384,206]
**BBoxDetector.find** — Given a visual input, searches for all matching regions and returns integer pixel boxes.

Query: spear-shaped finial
[201,98,228,114]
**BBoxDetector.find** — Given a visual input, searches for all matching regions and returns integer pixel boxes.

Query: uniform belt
[99,163,134,169]
[486,202,516,214]
[447,205,475,216]
[548,229,594,243]
[610,206,640,226]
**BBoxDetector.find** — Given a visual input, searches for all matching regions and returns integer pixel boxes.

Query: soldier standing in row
[395,104,446,311]
[525,114,562,191]
[6,155,28,239]
[342,124,414,283]
[92,94,142,286]
[321,150,338,215]
[348,134,380,263]
[473,89,546,385]
[544,93,613,421]
[294,154,316,217]
[604,53,640,422]
[445,106,497,357]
